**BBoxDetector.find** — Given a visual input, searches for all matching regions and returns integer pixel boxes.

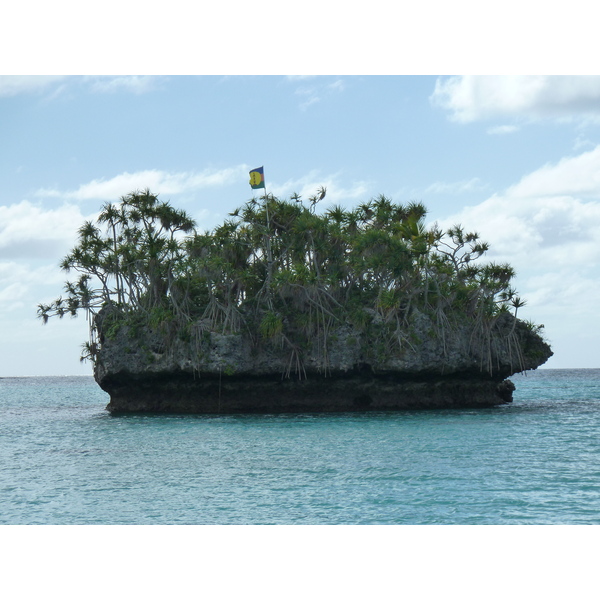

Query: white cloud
[487,125,519,135]
[296,89,320,110]
[34,166,370,210]
[0,261,66,315]
[0,76,68,97]
[436,193,600,268]
[431,76,600,123]
[85,76,161,94]
[0,201,86,256]
[268,170,370,205]
[285,76,317,81]
[573,134,596,152]
[523,271,600,321]
[438,146,600,314]
[0,254,93,374]
[434,146,600,267]
[433,146,600,365]
[507,146,600,199]
[292,77,346,110]
[424,177,486,195]
[0,261,60,285]
[0,76,163,99]
[0,282,27,304]
[35,166,249,201]
[328,79,345,93]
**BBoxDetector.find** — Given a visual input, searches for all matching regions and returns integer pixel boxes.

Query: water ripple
[1,371,600,524]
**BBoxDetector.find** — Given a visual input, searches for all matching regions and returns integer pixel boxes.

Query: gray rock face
[95,310,552,413]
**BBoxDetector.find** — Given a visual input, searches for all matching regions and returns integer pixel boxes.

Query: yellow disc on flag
[250,171,262,187]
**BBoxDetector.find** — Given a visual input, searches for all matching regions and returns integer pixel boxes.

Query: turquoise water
[1,369,599,524]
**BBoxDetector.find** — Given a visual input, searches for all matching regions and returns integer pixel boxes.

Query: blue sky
[2,75,600,375]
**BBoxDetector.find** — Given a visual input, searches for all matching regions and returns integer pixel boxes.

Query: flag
[249,166,265,189]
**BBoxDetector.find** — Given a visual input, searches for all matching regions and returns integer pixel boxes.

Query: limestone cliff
[95,309,552,414]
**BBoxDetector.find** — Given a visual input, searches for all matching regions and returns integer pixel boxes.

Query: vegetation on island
[38,189,541,375]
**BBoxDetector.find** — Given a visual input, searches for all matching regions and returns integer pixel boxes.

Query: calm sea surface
[1,369,599,525]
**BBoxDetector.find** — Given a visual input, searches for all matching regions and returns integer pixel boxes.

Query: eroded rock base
[103,373,516,414]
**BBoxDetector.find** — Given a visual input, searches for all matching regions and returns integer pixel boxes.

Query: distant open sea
[1,369,599,525]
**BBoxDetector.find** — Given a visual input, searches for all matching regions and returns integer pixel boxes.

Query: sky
[2,74,600,375]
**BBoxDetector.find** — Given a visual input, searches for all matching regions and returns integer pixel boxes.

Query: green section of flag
[249,167,265,189]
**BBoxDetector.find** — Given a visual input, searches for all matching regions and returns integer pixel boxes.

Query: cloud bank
[85,76,161,94]
[268,170,369,204]
[35,166,249,201]
[33,166,371,212]
[431,76,600,123]
[0,202,86,256]
[436,146,600,262]
[0,76,68,97]
[434,145,600,347]
[0,76,163,99]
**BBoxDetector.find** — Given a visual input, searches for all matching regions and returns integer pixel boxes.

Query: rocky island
[40,189,552,413]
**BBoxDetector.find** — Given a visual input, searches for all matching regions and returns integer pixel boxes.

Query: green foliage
[523,319,545,336]
[104,320,123,340]
[39,187,537,371]
[260,311,283,339]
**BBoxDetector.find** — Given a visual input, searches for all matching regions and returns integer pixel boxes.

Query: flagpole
[263,175,271,260]
[263,172,273,297]
[249,167,273,302]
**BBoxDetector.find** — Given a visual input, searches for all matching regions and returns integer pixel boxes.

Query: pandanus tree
[39,188,532,373]
[38,190,195,352]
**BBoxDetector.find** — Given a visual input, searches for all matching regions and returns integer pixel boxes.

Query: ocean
[1,369,599,525]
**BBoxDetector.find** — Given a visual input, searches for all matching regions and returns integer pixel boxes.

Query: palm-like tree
[40,188,532,374]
